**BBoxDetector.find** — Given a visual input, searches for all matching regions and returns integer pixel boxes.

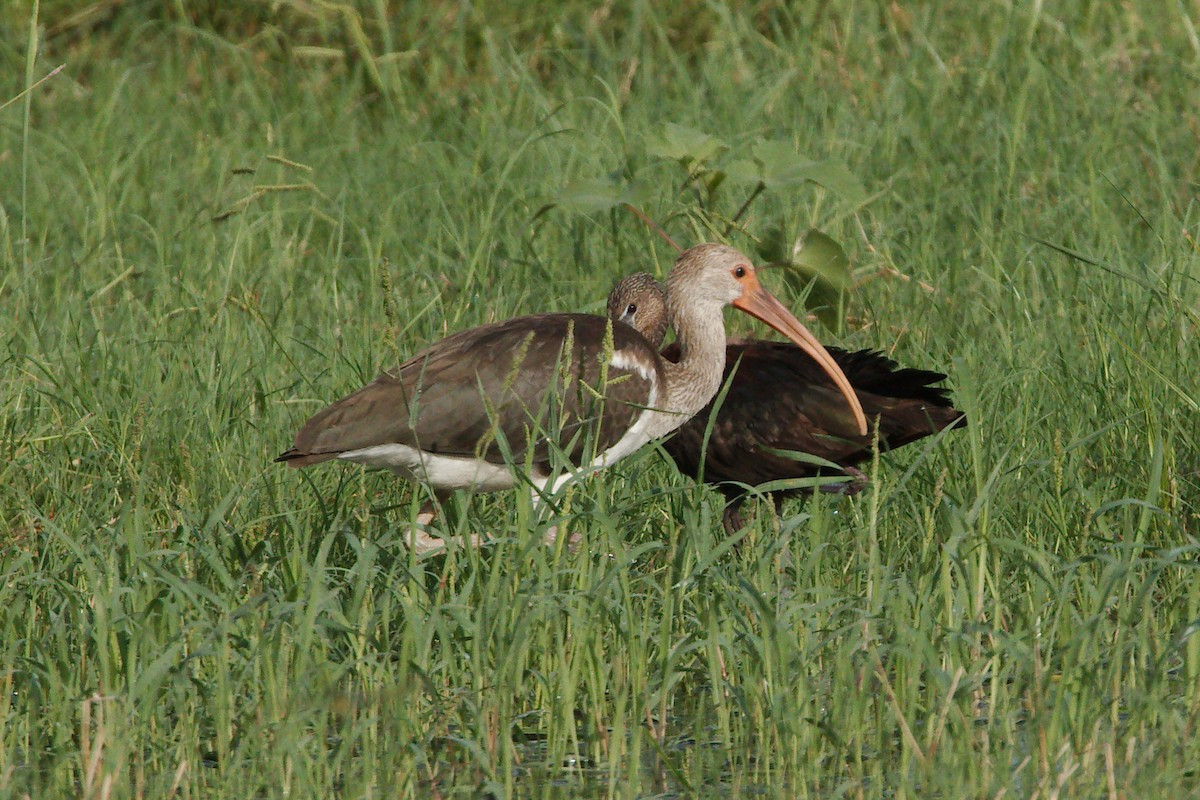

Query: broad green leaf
[723,158,762,185]
[792,228,853,290]
[728,140,867,203]
[646,123,728,166]
[757,226,852,288]
[703,170,727,198]
[750,140,821,187]
[803,282,845,330]
[754,224,790,265]
[553,175,652,214]
[793,159,867,204]
[554,176,625,213]
[759,270,843,331]
[759,226,853,330]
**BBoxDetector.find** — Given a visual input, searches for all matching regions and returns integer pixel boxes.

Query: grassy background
[3,1,1199,797]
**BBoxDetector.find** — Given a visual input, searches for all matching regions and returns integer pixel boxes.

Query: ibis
[278,244,868,550]
[607,272,965,534]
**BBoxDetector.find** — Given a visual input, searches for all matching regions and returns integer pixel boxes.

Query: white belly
[545,382,666,495]
[337,444,520,492]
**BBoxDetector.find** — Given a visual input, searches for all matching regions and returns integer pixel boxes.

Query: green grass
[3,1,1199,797]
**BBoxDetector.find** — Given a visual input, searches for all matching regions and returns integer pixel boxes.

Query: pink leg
[403,498,485,555]
[818,466,869,495]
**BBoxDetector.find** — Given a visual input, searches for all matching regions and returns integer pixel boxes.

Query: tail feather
[274,448,338,467]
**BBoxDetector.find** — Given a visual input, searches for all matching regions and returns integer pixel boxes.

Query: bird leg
[529,482,582,551]
[541,523,583,552]
[717,468,871,547]
[401,495,485,555]
[721,494,781,544]
[818,466,869,495]
[721,499,749,538]
[401,499,447,554]
[399,477,582,556]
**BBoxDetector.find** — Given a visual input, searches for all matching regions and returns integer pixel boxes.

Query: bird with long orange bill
[278,244,867,550]
[607,272,965,534]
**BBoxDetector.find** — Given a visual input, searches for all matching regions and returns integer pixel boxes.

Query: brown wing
[661,341,965,495]
[277,314,663,471]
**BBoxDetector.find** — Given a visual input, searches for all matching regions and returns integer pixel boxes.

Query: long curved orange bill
[733,276,869,436]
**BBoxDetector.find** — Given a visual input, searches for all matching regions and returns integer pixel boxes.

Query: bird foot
[402,501,485,555]
[402,503,576,556]
[721,508,748,538]
[541,524,583,553]
[403,527,486,556]
[819,467,869,495]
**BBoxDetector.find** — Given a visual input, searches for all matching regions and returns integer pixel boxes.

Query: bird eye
[734,266,747,279]
[626,303,637,315]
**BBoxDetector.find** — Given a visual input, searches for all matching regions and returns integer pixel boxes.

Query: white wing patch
[546,374,660,496]
[610,349,657,383]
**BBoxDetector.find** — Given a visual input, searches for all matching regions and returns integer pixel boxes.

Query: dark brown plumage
[609,272,965,533]
[277,245,867,552]
[277,314,660,475]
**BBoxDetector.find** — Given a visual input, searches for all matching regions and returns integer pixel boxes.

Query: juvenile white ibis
[278,244,868,550]
[607,272,965,534]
